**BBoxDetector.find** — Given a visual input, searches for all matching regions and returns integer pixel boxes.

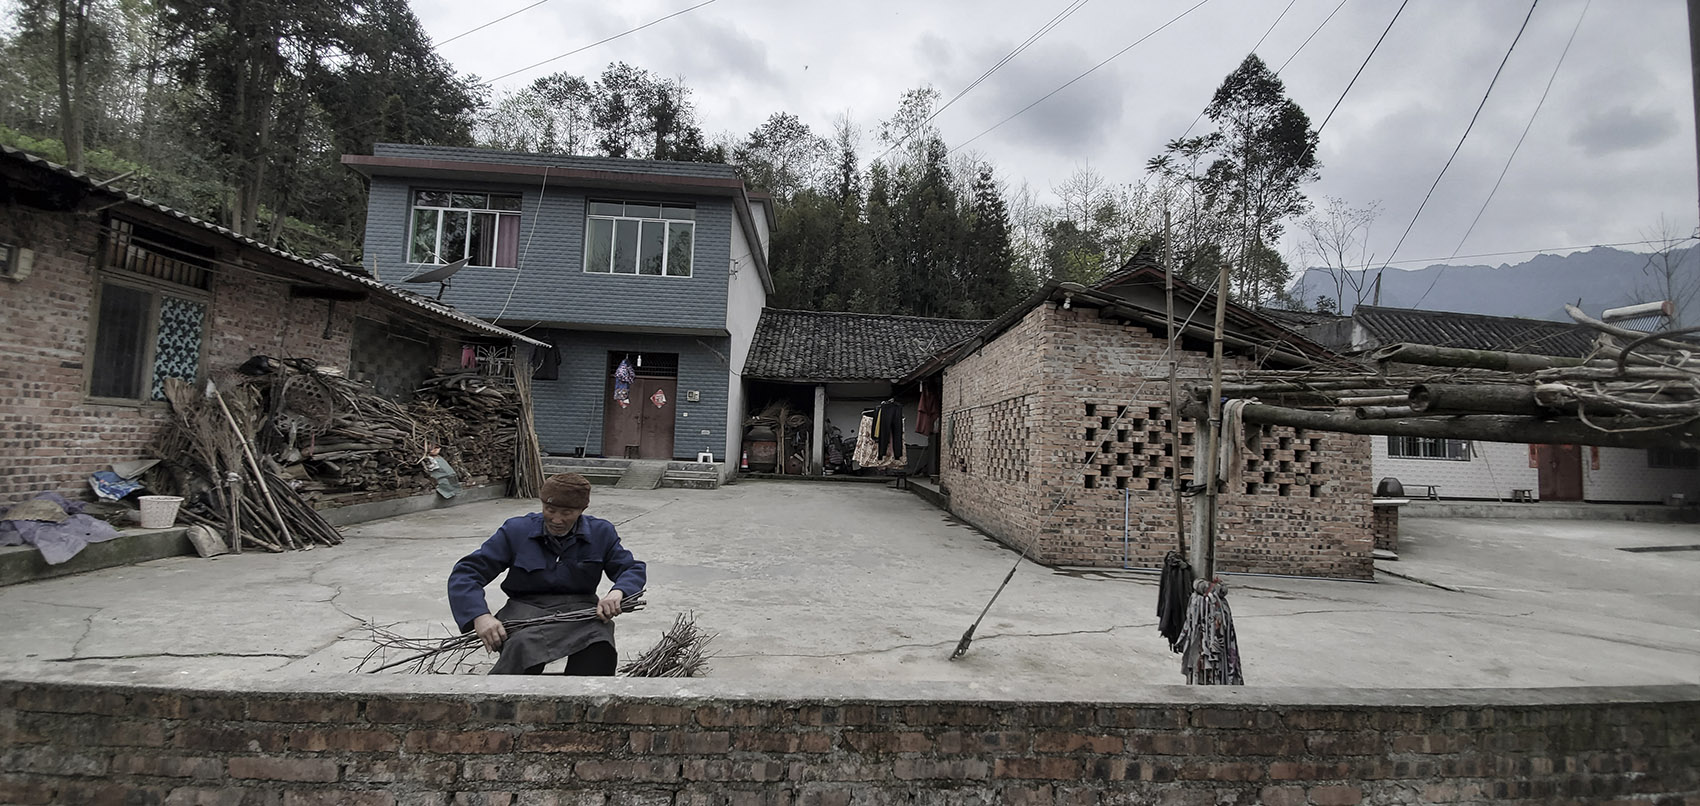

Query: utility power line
[483,0,722,85]
[949,0,1215,155]
[877,0,1095,163]
[1384,0,1540,308]
[438,0,559,48]
[1447,0,1589,258]
[1172,0,1302,143]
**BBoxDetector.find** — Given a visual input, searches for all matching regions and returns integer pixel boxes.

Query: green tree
[1149,54,1319,302]
[959,164,1023,318]
[731,112,829,203]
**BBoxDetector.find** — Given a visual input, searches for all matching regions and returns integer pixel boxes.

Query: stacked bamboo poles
[1180,308,1700,449]
[510,348,544,498]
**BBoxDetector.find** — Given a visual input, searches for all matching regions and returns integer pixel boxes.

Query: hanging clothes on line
[1177,577,1243,685]
[612,357,635,409]
[854,411,905,470]
[873,399,904,460]
[1156,551,1194,653]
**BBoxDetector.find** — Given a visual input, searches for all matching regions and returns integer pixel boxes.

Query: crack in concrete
[47,652,304,662]
[615,499,677,527]
[13,598,102,611]
[67,608,98,659]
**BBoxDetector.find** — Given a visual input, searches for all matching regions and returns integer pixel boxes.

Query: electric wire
[949,0,1215,155]
[483,0,722,85]
[491,165,553,323]
[437,0,559,48]
[1171,0,1301,143]
[877,0,1095,164]
[1275,0,1349,75]
[1381,0,1540,309]
[1446,0,1589,259]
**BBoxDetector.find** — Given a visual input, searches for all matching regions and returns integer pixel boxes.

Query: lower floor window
[89,280,206,401]
[1388,436,1471,460]
[1648,447,1699,469]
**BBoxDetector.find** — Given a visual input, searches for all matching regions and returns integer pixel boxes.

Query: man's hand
[472,613,507,652]
[597,589,625,621]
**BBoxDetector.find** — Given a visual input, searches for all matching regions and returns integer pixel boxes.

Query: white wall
[1584,447,1700,503]
[723,217,768,480]
[1372,437,1538,499]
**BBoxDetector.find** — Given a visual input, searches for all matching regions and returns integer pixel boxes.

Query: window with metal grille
[1388,436,1472,461]
[87,279,206,402]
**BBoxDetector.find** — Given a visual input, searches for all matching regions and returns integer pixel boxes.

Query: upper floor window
[1388,436,1472,461]
[409,191,521,268]
[1649,446,1699,469]
[584,201,694,277]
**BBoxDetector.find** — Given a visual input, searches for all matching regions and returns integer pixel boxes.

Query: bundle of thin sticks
[357,593,648,674]
[618,612,716,678]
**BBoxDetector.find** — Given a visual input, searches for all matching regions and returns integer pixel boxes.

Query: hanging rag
[424,455,463,499]
[1176,578,1244,685]
[613,358,635,409]
[1218,398,1252,490]
[915,384,940,435]
[1156,551,1194,653]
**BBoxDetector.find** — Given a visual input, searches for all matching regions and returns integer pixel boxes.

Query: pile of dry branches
[618,613,716,678]
[1182,306,1700,450]
[352,595,717,677]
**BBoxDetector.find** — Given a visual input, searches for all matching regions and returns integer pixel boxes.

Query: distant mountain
[1289,245,1698,324]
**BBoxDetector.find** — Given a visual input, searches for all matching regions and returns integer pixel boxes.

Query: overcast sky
[413,0,1698,271]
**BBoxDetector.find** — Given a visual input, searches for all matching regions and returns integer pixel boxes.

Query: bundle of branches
[510,356,545,498]
[416,370,520,482]
[151,377,343,552]
[1179,307,1700,450]
[357,593,648,674]
[618,612,715,678]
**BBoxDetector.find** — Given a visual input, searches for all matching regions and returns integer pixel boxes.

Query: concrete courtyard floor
[0,481,1695,691]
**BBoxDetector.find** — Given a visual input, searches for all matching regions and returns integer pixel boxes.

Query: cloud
[1568,106,1679,157]
[957,41,1126,155]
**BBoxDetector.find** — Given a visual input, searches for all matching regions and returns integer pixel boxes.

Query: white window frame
[582,200,696,277]
[408,190,523,269]
[1387,436,1472,461]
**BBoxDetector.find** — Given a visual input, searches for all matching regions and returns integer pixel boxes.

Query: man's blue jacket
[447,513,646,632]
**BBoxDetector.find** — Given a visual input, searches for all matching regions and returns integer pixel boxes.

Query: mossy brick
[573,759,680,782]
[279,791,398,806]
[226,756,338,783]
[518,729,626,753]
[679,759,786,782]
[731,730,831,754]
[1309,784,1364,805]
[174,724,289,753]
[364,698,474,724]
[838,730,933,755]
[890,758,991,781]
[583,702,691,726]
[992,757,1083,780]
[3,745,109,776]
[403,729,515,754]
[693,705,787,728]
[288,728,400,753]
[458,758,559,785]
[342,757,459,787]
[248,698,360,723]
[14,686,130,715]
[628,730,729,755]
[110,752,224,779]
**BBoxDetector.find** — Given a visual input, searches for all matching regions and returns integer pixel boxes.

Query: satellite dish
[404,257,470,284]
[403,258,470,301]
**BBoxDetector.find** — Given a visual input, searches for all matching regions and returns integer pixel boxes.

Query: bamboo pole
[207,379,298,550]
[1372,343,1588,373]
[1179,399,1700,450]
[1409,384,1551,416]
[1163,209,1185,556]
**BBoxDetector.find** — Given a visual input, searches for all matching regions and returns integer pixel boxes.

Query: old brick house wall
[941,301,1373,579]
[0,169,507,503]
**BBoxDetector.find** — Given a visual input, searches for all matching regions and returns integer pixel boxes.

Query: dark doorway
[602,352,678,460]
[1536,444,1583,501]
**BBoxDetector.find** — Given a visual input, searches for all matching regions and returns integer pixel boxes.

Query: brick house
[343,144,773,479]
[908,266,1377,580]
[0,145,542,502]
[1302,305,1700,504]
[741,308,984,474]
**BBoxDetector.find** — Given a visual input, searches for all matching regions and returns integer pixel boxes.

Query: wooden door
[602,382,643,459]
[1536,444,1583,501]
[636,377,676,460]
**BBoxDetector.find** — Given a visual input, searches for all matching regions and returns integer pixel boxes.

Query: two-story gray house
[344,144,773,480]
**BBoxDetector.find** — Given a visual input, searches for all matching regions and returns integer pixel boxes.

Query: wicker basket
[138,495,184,529]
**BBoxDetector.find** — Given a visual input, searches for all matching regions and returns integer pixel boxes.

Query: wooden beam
[1179,398,1698,450]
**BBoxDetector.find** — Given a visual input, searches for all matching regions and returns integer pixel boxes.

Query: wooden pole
[1372,343,1589,373]
[226,471,243,554]
[1164,209,1185,556]
[207,380,298,550]
[1179,398,1700,450]
[1189,248,1233,579]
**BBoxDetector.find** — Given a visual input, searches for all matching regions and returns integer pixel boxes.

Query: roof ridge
[1356,305,1582,327]
[763,307,988,324]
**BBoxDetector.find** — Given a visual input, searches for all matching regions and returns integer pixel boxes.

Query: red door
[1536,444,1583,501]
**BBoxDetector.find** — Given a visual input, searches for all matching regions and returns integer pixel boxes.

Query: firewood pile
[1181,306,1700,450]
[149,358,527,551]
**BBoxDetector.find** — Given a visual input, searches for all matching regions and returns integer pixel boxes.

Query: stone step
[616,461,667,490]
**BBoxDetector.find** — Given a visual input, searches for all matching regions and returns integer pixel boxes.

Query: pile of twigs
[153,377,343,551]
[619,612,715,678]
[357,593,648,674]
